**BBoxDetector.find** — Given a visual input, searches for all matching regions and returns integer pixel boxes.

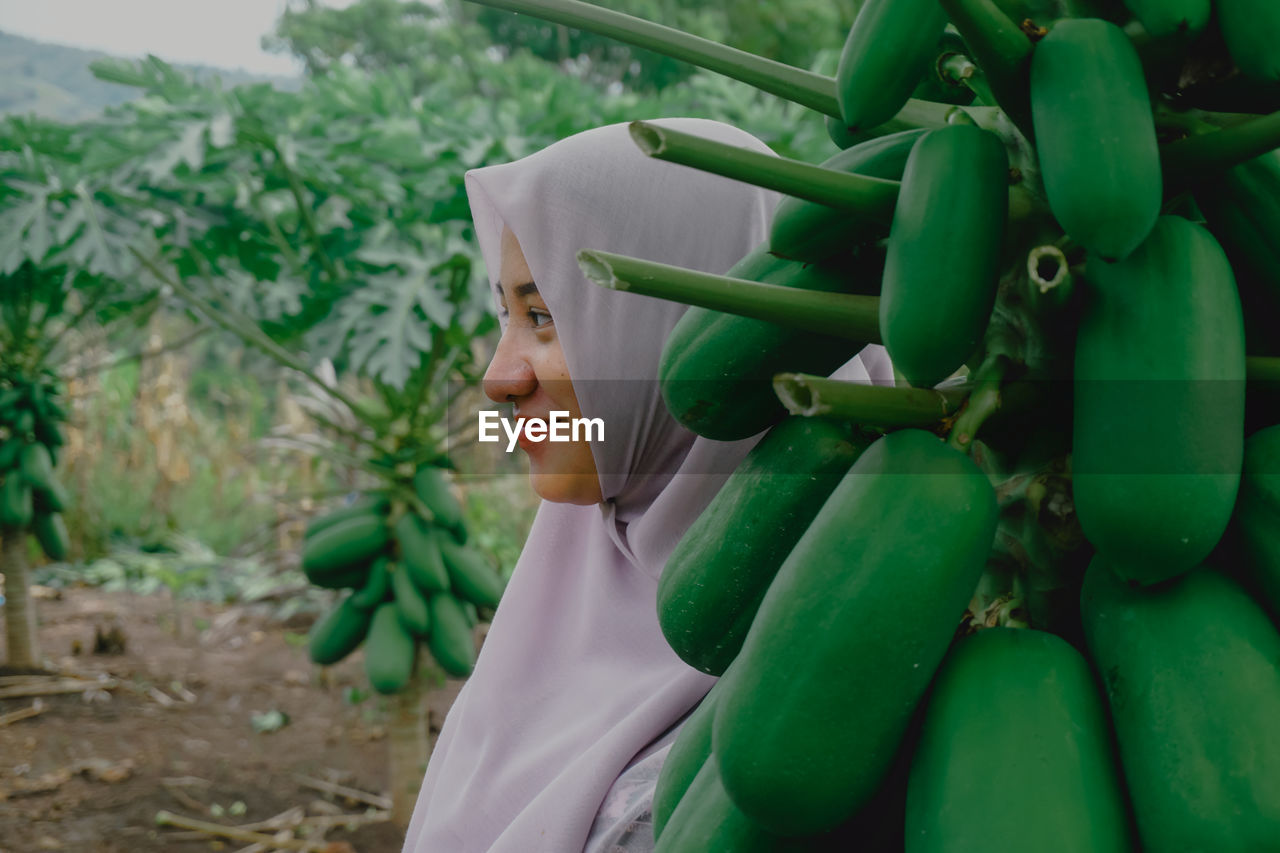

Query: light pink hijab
[402,118,892,852]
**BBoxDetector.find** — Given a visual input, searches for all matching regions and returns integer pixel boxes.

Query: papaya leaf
[0,193,52,274]
[140,120,208,183]
[335,260,447,388]
[89,57,159,89]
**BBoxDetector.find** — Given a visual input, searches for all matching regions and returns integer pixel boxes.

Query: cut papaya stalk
[773,373,967,426]
[578,249,881,342]
[461,0,841,116]
[629,121,900,219]
[1162,110,1280,193]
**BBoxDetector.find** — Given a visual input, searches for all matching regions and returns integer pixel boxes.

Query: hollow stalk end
[1027,244,1068,293]
[773,373,822,417]
[576,250,623,290]
[628,121,665,157]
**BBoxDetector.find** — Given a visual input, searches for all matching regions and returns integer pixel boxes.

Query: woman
[402,118,892,852]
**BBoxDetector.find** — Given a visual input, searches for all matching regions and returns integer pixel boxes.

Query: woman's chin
[529,471,603,506]
[523,440,603,505]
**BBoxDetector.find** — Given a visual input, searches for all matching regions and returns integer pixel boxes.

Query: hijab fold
[402,119,892,853]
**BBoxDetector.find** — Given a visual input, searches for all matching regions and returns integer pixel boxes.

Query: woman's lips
[513,412,546,453]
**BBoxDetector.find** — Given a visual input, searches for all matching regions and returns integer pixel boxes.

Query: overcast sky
[0,0,358,75]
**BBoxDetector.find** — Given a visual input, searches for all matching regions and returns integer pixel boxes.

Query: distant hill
[0,30,301,122]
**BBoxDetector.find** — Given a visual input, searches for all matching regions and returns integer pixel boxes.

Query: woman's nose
[483,328,538,403]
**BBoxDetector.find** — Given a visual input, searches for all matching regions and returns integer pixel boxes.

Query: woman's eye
[528,308,553,329]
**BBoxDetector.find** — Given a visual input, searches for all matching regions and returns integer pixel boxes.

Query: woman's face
[483,225,604,505]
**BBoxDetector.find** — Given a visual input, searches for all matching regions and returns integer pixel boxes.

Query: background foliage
[265,0,859,94]
[1,0,844,602]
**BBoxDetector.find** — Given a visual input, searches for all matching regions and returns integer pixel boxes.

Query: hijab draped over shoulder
[402,118,893,853]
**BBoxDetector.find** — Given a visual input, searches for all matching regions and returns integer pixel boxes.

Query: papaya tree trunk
[387,654,444,829]
[1,524,40,669]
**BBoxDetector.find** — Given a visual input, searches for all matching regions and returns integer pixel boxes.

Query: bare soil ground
[0,586,464,853]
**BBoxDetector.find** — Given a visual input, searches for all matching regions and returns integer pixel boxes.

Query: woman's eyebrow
[492,281,538,297]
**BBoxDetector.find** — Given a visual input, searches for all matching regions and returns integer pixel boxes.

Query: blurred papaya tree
[0,111,168,668]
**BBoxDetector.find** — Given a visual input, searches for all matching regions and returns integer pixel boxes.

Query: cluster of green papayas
[302,462,505,694]
[0,373,71,561]
[644,0,1280,849]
